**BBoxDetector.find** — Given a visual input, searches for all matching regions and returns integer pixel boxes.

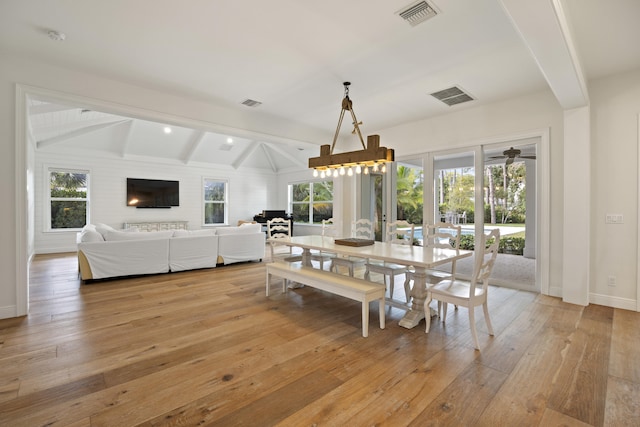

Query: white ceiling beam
[261,144,277,173]
[263,142,307,168]
[231,141,262,170]
[181,130,206,164]
[37,119,131,149]
[119,120,135,158]
[499,0,589,109]
[29,103,77,115]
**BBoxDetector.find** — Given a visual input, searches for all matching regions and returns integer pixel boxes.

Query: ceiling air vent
[397,1,438,27]
[241,99,262,107]
[430,86,474,106]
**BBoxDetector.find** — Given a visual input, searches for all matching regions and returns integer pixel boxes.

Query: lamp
[309,82,394,176]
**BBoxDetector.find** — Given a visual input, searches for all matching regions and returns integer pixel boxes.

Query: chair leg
[483,301,494,336]
[388,274,394,300]
[469,307,480,350]
[364,268,370,281]
[442,302,448,322]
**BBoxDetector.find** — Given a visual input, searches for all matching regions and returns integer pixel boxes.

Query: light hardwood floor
[0,251,638,426]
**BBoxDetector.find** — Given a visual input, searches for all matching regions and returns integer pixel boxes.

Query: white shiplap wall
[35,150,281,253]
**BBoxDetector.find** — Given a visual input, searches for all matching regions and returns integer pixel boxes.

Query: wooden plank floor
[0,252,638,426]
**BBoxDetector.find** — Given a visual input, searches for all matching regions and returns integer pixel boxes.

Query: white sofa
[77,223,265,281]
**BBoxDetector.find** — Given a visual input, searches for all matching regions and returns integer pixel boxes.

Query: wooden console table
[123,221,188,232]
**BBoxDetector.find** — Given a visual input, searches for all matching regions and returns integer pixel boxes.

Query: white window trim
[289,179,334,225]
[45,166,90,232]
[202,177,229,226]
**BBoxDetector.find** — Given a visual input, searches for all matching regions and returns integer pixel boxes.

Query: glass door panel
[433,151,475,247]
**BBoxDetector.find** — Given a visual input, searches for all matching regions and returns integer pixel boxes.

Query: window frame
[45,166,90,232]
[288,179,334,225]
[202,177,229,226]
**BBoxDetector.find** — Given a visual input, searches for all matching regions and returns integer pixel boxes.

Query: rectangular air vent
[430,86,474,106]
[398,1,438,26]
[241,99,262,107]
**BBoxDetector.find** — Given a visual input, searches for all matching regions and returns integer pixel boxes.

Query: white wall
[589,69,640,309]
[35,150,277,253]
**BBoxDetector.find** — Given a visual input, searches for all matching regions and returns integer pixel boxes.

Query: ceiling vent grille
[241,99,262,107]
[430,86,474,106]
[398,1,438,26]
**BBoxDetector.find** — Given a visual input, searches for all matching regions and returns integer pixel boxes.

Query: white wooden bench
[266,262,386,337]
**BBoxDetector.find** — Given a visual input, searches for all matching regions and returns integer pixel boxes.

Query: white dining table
[270,235,472,329]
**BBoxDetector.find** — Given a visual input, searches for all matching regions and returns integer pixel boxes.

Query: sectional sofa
[77,223,265,281]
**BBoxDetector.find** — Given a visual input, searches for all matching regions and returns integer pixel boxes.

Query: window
[290,180,333,224]
[203,178,228,225]
[48,169,89,230]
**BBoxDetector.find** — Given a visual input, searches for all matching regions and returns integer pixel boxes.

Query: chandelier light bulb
[356,164,362,174]
[339,166,345,176]
[313,169,319,177]
[347,167,353,176]
[372,162,379,172]
[363,166,369,175]
[381,163,387,173]
[320,170,326,178]
[333,169,339,178]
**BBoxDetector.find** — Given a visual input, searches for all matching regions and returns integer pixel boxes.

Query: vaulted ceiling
[2,0,639,171]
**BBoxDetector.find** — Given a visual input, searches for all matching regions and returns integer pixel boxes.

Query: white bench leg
[361,302,369,337]
[379,299,386,330]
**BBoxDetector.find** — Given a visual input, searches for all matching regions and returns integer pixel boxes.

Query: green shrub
[499,236,525,254]
[451,234,518,252]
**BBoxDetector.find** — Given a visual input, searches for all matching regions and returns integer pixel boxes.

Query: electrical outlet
[608,275,616,287]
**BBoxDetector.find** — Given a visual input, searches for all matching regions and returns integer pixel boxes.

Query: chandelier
[308,82,394,178]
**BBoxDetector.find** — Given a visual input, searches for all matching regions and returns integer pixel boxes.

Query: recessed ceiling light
[47,30,66,42]
[163,126,172,134]
[226,137,233,144]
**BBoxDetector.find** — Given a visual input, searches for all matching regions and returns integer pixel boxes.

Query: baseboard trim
[590,292,637,311]
[0,305,18,320]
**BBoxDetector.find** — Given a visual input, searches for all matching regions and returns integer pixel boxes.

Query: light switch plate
[605,214,623,224]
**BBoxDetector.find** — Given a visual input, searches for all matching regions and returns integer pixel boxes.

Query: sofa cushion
[173,229,216,238]
[216,223,261,235]
[79,229,104,242]
[95,223,117,238]
[104,230,174,241]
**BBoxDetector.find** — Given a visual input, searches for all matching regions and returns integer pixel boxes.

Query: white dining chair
[364,220,414,302]
[424,228,500,350]
[309,218,337,270]
[330,218,373,277]
[266,218,301,263]
[404,222,461,311]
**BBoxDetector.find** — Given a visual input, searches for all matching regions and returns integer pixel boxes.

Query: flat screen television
[127,178,179,208]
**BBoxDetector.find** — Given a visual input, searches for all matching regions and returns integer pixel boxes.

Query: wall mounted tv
[127,178,179,208]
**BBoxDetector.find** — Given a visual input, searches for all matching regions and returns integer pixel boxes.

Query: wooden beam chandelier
[309,82,394,178]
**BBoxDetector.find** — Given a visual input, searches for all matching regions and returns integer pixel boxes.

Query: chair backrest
[423,222,461,250]
[352,219,374,240]
[322,218,338,238]
[386,220,414,246]
[267,217,291,241]
[470,228,500,293]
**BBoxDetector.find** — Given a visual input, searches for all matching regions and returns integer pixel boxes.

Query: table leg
[398,266,435,329]
[288,246,311,289]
